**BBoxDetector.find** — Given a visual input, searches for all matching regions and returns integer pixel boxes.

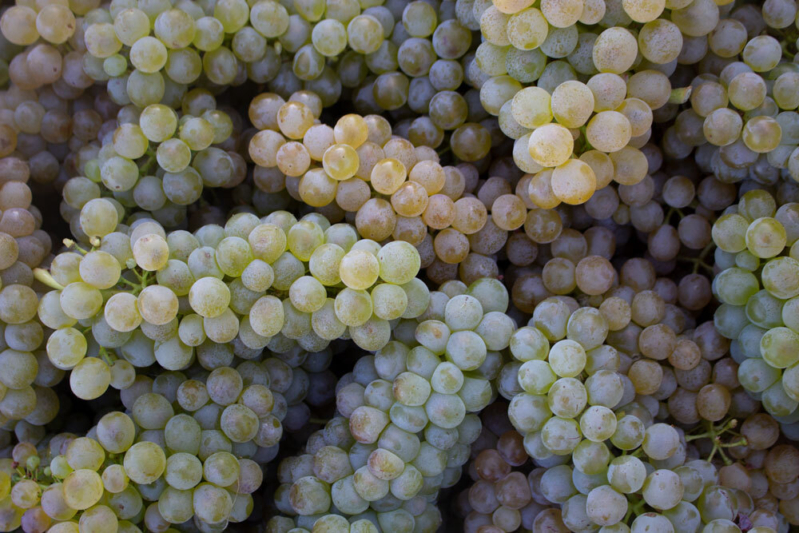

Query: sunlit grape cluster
[43,203,426,399]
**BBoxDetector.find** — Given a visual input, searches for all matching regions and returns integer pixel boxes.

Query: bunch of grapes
[58,107,241,237]
[460,413,799,533]
[711,188,799,419]
[267,414,451,533]
[2,408,266,532]
[0,155,60,450]
[258,279,505,529]
[455,405,560,533]
[43,201,427,402]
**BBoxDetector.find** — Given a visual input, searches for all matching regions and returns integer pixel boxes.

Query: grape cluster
[43,204,426,403]
[249,102,504,263]
[59,99,239,230]
[455,405,560,533]
[2,407,267,532]
[255,279,505,531]
[0,156,58,451]
[458,405,799,533]
[268,414,450,533]
[502,250,764,438]
[711,188,799,419]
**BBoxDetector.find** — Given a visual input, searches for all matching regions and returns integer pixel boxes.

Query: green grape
[140,104,178,142]
[166,453,203,490]
[339,249,380,290]
[517,360,556,395]
[189,277,231,318]
[403,1,437,37]
[65,437,105,471]
[250,0,290,38]
[546,373,586,418]
[541,416,582,455]
[193,16,225,51]
[0,6,40,46]
[193,482,233,524]
[610,415,644,450]
[738,358,780,393]
[742,35,781,72]
[579,405,617,442]
[157,487,194,524]
[85,22,123,58]
[746,217,786,258]
[712,214,748,252]
[377,241,421,284]
[97,411,136,453]
[528,124,573,167]
[130,36,168,73]
[312,19,347,57]
[760,327,799,368]
[631,513,677,533]
[126,70,166,107]
[203,451,240,487]
[548,340,587,377]
[641,470,683,511]
[714,267,759,306]
[60,282,103,320]
[348,15,385,54]
[46,327,88,370]
[63,470,104,510]
[154,8,196,49]
[69,357,111,400]
[214,0,250,33]
[124,441,167,485]
[742,116,782,153]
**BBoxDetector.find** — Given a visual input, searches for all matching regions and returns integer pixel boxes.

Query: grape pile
[0,0,799,530]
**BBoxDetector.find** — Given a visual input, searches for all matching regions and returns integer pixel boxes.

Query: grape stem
[694,243,715,274]
[118,276,139,289]
[629,447,645,458]
[309,418,330,425]
[624,496,647,522]
[668,87,693,104]
[685,418,737,441]
[63,238,89,255]
[118,276,144,295]
[685,418,747,465]
[664,207,685,225]
[781,41,794,60]
[33,268,65,290]
[12,462,54,489]
[677,256,714,274]
[134,269,151,288]
[98,346,116,366]
[678,242,715,274]
[139,154,157,176]
[117,270,150,295]
[578,126,594,152]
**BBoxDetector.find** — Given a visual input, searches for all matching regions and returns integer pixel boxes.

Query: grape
[63,470,104,510]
